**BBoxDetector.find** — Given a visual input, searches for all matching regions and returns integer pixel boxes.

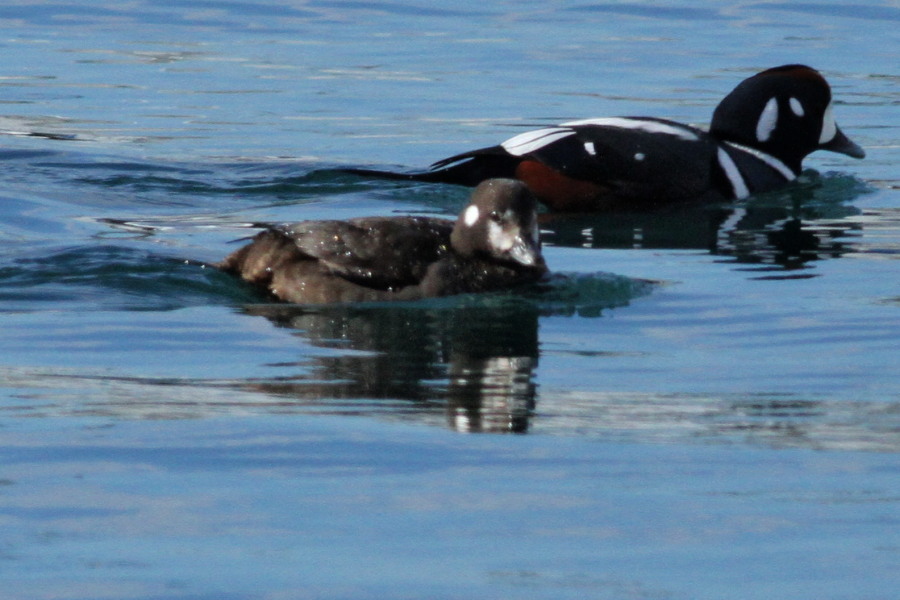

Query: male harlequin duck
[345,65,865,211]
[218,179,547,304]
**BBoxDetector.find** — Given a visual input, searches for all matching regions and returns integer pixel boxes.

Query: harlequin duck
[345,65,865,211]
[218,178,547,304]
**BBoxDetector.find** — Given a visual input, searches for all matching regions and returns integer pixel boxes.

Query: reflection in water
[243,301,542,433]
[541,172,871,272]
[238,274,651,433]
[449,355,536,433]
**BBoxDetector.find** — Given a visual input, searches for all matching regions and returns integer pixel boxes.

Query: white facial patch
[501,127,575,156]
[463,204,480,227]
[488,220,516,252]
[756,97,779,143]
[583,142,597,155]
[819,101,837,144]
[634,152,645,161]
[789,97,805,117]
[561,117,701,142]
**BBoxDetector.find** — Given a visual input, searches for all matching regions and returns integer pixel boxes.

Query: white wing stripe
[561,117,701,141]
[501,128,575,156]
[500,117,702,157]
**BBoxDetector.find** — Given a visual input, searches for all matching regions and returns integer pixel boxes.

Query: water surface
[1,1,898,599]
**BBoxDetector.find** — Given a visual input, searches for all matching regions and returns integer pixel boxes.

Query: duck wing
[282,216,454,290]
[501,118,717,204]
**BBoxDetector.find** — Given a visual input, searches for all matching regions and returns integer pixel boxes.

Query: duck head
[710,64,865,174]
[451,178,545,269]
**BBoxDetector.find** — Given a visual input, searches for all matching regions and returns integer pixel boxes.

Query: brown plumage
[218,179,547,304]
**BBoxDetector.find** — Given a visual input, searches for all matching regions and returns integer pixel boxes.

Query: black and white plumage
[218,179,547,304]
[345,65,865,212]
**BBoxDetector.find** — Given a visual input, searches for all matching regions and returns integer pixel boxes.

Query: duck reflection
[241,300,541,433]
[443,310,538,433]
[541,173,868,271]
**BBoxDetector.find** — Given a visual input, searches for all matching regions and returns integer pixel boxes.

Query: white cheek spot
[819,101,837,144]
[789,97,805,117]
[634,152,645,161]
[583,142,596,156]
[488,221,516,252]
[463,204,479,227]
[756,97,779,143]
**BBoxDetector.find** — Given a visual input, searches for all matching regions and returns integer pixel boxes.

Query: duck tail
[217,229,298,287]
[340,146,521,188]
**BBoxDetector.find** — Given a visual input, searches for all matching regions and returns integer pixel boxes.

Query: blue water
[1,2,898,599]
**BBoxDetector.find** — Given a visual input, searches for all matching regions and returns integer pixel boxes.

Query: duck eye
[489,210,503,223]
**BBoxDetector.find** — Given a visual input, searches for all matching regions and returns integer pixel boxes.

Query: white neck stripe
[722,141,797,180]
[716,147,749,199]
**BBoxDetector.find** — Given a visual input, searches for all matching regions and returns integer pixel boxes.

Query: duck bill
[820,126,866,159]
[507,234,543,268]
